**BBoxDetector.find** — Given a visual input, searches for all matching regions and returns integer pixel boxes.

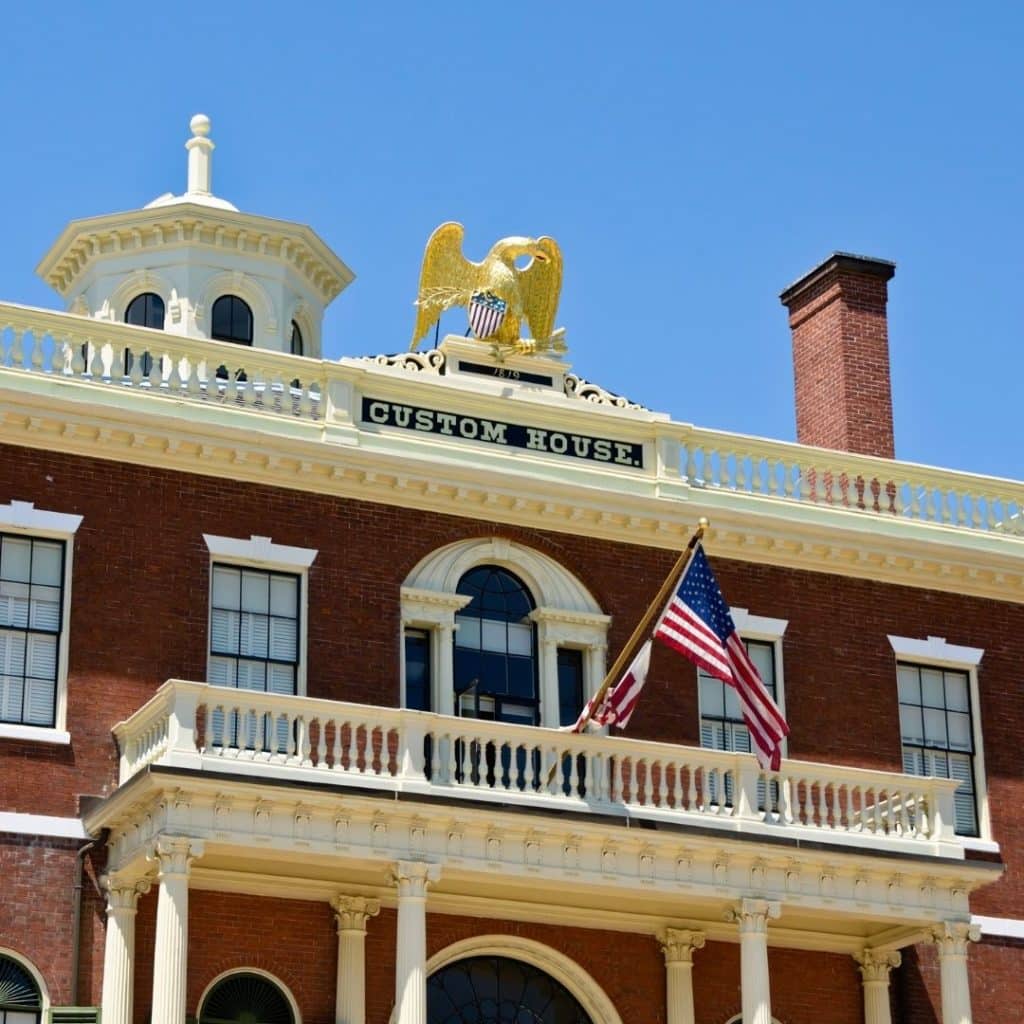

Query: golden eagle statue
[410,222,564,355]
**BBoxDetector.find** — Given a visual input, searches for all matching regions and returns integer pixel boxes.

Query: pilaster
[659,929,705,1024]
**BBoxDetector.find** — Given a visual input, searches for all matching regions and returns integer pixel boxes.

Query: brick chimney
[780,252,897,458]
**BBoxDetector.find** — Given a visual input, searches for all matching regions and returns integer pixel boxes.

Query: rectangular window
[208,564,300,696]
[898,662,978,836]
[557,647,585,728]
[699,638,777,755]
[0,533,65,727]
[404,629,432,712]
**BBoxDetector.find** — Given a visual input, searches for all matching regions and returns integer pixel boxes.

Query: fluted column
[101,876,151,1024]
[393,861,440,1024]
[728,898,780,1024]
[659,929,705,1024]
[150,837,204,1024]
[853,949,901,1024]
[931,922,980,1024]
[333,895,381,1024]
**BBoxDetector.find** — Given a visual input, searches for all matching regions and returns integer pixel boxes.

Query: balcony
[115,680,966,861]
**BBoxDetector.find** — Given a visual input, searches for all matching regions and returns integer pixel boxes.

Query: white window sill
[960,836,1001,855]
[0,723,71,745]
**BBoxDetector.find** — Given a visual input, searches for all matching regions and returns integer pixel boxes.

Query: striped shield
[467,290,507,340]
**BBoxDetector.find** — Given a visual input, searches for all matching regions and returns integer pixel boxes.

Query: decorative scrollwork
[358,350,446,374]
[564,373,646,411]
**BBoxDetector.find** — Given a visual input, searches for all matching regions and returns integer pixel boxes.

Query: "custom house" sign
[362,397,644,469]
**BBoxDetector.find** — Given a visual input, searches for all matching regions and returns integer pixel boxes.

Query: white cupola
[35,114,353,359]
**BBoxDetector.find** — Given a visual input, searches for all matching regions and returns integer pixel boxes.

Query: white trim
[887,634,984,667]
[203,533,318,570]
[731,607,788,640]
[0,724,71,746]
[960,837,1000,854]
[725,1016,781,1024]
[0,946,51,1011]
[889,635,991,841]
[424,935,623,1024]
[972,915,1024,940]
[0,500,82,537]
[0,810,88,839]
[196,967,302,1024]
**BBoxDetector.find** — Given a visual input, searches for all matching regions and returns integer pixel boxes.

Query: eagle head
[490,236,550,268]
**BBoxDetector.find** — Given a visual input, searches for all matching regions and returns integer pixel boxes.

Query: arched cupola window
[289,320,303,357]
[0,954,43,1024]
[198,972,295,1024]
[454,566,537,726]
[125,292,165,330]
[211,295,253,346]
[427,956,593,1024]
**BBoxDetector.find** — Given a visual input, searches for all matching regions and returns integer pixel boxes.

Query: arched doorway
[427,955,593,1024]
[0,954,43,1024]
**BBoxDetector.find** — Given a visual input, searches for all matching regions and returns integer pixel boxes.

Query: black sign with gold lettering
[361,397,644,469]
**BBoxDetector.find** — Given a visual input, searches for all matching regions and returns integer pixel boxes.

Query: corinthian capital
[332,894,381,933]
[853,948,902,982]
[931,921,981,958]
[391,860,440,898]
[726,898,781,936]
[149,836,205,879]
[101,874,152,915]
[658,928,706,964]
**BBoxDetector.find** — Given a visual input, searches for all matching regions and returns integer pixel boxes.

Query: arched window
[0,954,43,1024]
[198,972,295,1024]
[289,321,303,357]
[454,566,537,726]
[428,956,592,1024]
[211,295,253,346]
[124,292,165,329]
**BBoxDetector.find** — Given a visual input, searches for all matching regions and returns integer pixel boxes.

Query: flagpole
[571,516,709,735]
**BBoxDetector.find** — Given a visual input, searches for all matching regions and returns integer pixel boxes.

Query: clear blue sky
[2,4,1021,478]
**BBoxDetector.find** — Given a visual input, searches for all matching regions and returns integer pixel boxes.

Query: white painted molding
[0,500,82,536]
[0,811,89,839]
[0,947,51,1010]
[731,607,788,640]
[203,534,318,569]
[0,724,71,746]
[425,935,624,1024]
[972,915,1024,940]
[887,634,984,667]
[196,967,302,1024]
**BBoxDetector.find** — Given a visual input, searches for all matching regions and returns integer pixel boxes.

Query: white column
[539,638,560,727]
[332,895,381,1024]
[931,922,980,1024]
[659,929,705,1024]
[150,837,203,1024]
[853,949,901,1024]
[437,624,456,717]
[729,898,780,1024]
[101,876,151,1024]
[393,861,440,1024]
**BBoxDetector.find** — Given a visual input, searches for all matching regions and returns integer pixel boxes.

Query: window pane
[455,617,480,649]
[208,656,235,686]
[481,620,506,653]
[0,674,25,721]
[1,537,32,582]
[507,657,534,698]
[267,662,295,695]
[30,542,62,585]
[268,617,297,661]
[557,647,583,727]
[235,659,267,691]
[482,651,510,693]
[0,630,26,674]
[899,704,924,745]
[212,566,240,608]
[211,608,240,654]
[241,572,269,613]
[923,707,947,746]
[25,634,56,680]
[920,668,944,708]
[238,612,269,658]
[0,580,29,628]
[270,576,297,617]
[747,641,774,691]
[897,665,920,704]
[944,672,970,712]
[404,630,431,712]
[947,712,972,752]
[23,675,55,726]
[507,622,532,656]
[699,674,724,717]
[29,585,61,631]
[723,683,742,720]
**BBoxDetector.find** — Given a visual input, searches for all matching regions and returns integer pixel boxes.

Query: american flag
[468,290,507,339]
[655,544,789,770]
[570,640,652,731]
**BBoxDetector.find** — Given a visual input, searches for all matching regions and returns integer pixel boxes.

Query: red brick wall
[785,267,896,458]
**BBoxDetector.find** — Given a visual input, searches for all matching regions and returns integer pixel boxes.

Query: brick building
[0,116,1020,1024]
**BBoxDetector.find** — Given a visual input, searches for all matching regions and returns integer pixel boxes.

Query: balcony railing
[3,302,1023,540]
[114,681,963,858]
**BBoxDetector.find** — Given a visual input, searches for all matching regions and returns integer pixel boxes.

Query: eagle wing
[518,236,563,344]
[411,222,480,350]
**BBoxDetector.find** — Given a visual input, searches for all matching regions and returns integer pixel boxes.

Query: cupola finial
[186,113,214,196]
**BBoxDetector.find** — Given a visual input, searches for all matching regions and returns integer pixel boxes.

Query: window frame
[203,535,317,697]
[696,608,788,759]
[210,294,254,347]
[0,948,49,1023]
[0,502,82,745]
[887,634,990,843]
[195,968,301,1024]
[124,291,166,330]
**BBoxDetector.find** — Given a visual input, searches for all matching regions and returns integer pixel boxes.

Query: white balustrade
[113,680,961,856]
